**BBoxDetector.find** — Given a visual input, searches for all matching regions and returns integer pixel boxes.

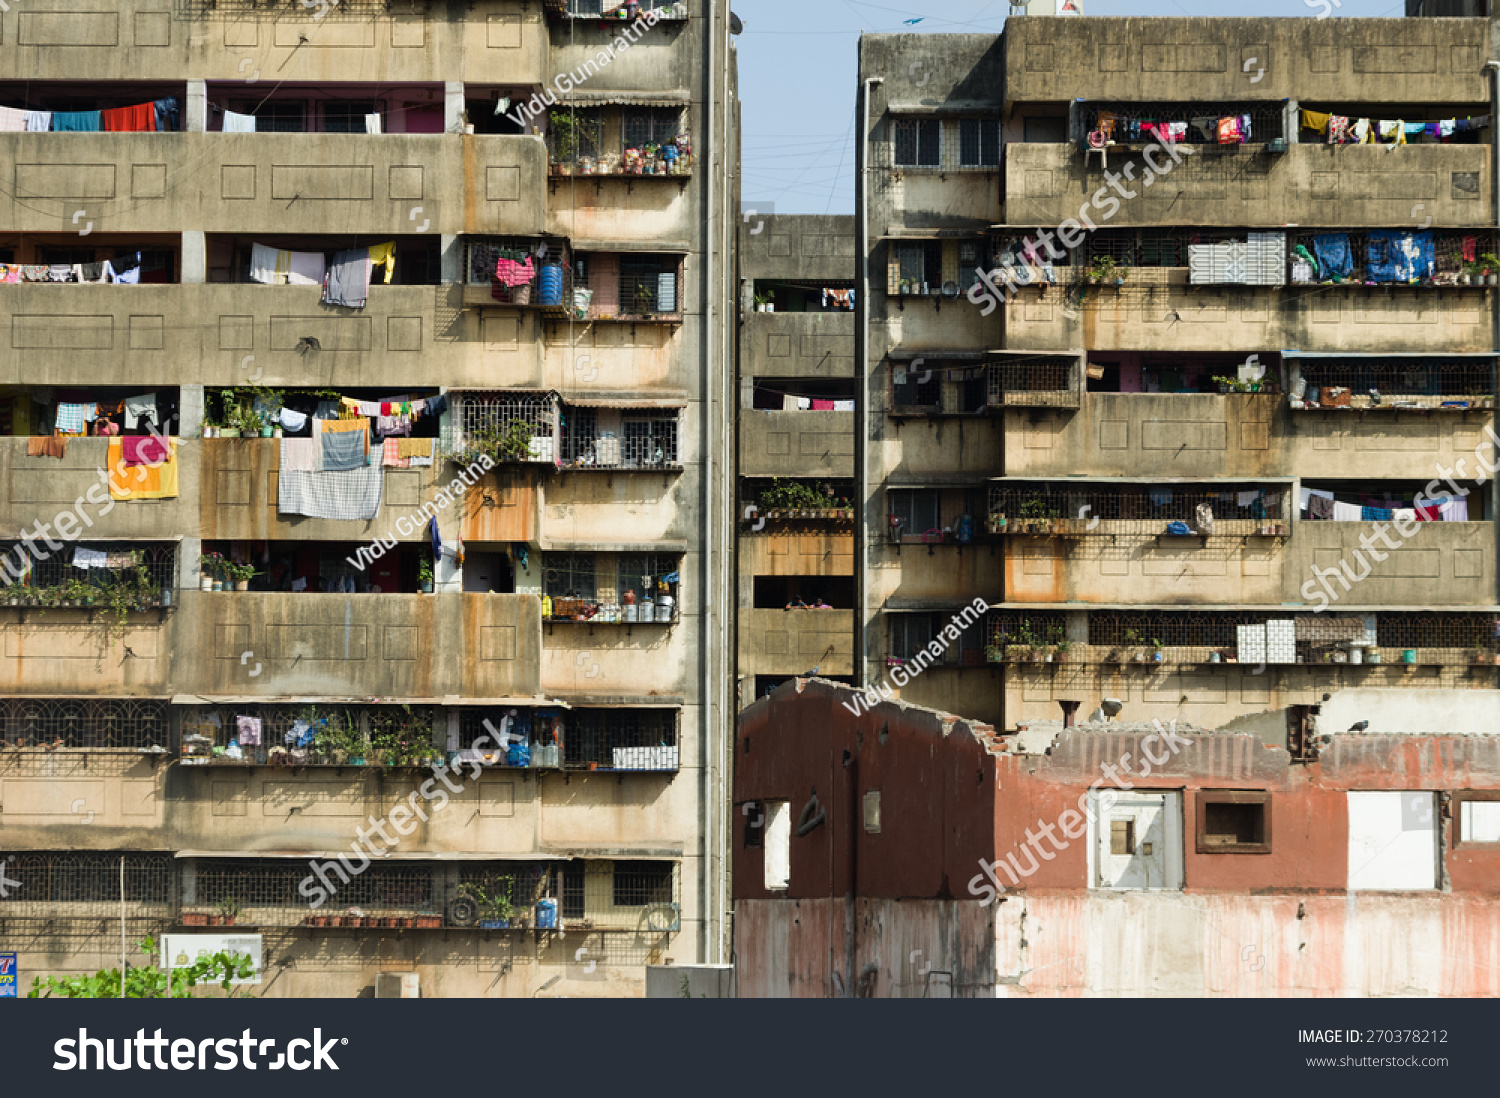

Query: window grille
[618,257,681,316]
[987,482,1289,537]
[546,108,605,169]
[564,709,679,770]
[987,356,1080,408]
[613,862,675,906]
[890,612,985,664]
[623,108,685,149]
[1293,357,1492,407]
[959,119,1001,166]
[0,852,173,923]
[984,611,1070,660]
[463,236,570,293]
[178,704,435,765]
[322,101,381,134]
[893,118,940,166]
[452,392,558,464]
[542,553,681,620]
[0,697,169,749]
[191,858,437,927]
[893,117,1001,170]
[0,542,175,605]
[888,489,941,538]
[892,369,941,410]
[560,407,679,469]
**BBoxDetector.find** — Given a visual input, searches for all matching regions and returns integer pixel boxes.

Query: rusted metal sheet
[460,473,538,543]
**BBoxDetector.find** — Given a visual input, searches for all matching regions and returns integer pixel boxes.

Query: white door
[1089,790,1183,890]
[1347,791,1438,890]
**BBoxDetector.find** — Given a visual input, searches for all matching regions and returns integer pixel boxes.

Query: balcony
[0,133,546,236]
[174,591,542,698]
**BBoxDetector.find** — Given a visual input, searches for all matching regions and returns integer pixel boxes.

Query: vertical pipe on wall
[855,70,883,693]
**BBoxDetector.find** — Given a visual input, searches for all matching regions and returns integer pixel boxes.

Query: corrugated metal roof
[561,395,689,408]
[556,91,690,108]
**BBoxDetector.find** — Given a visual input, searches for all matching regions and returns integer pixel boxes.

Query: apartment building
[0,0,736,997]
[735,214,858,708]
[735,677,1500,997]
[856,14,1500,732]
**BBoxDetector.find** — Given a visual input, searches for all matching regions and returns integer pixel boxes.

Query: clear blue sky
[735,0,1407,215]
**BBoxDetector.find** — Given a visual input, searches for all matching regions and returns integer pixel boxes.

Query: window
[1195,792,1272,854]
[230,101,304,132]
[612,861,674,907]
[623,108,685,149]
[889,614,937,662]
[543,552,596,600]
[892,364,940,410]
[764,801,791,890]
[322,101,380,134]
[1347,791,1438,890]
[1454,793,1500,846]
[863,791,882,833]
[893,118,940,167]
[1088,791,1183,890]
[888,489,940,538]
[959,119,1001,166]
[744,803,764,847]
[619,257,680,315]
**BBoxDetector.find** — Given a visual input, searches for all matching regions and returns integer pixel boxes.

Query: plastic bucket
[535,899,558,930]
[537,265,564,306]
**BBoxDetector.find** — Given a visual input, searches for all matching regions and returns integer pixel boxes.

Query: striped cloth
[277,464,384,522]
[279,437,320,472]
[382,438,408,468]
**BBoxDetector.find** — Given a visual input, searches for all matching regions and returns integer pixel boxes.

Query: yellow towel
[396,437,433,460]
[368,241,396,285]
[108,437,178,500]
[1299,110,1331,133]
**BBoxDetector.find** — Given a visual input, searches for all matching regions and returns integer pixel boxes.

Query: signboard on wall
[0,952,16,997]
[160,934,264,985]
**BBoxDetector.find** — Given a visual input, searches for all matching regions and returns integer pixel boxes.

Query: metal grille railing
[179,704,436,766]
[987,357,1080,408]
[1292,357,1493,408]
[0,543,174,605]
[986,483,1289,537]
[0,698,169,749]
[889,611,987,665]
[560,408,680,468]
[451,392,558,465]
[1081,229,1246,268]
[892,117,1002,170]
[564,709,679,771]
[463,237,572,302]
[984,611,1070,662]
[191,859,438,928]
[543,553,680,621]
[0,852,173,923]
[1080,102,1286,144]
[547,107,692,175]
[1288,231,1497,286]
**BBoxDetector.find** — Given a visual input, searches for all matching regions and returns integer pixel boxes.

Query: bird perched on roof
[1348,720,1369,732]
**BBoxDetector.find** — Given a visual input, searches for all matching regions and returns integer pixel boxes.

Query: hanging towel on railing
[154,97,179,133]
[250,243,290,285]
[52,111,102,132]
[221,109,256,133]
[103,103,157,132]
[287,250,326,286]
[323,249,371,307]
[24,111,51,132]
[0,106,26,132]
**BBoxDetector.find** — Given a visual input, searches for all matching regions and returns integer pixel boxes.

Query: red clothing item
[122,435,168,466]
[102,102,156,132]
[810,399,836,410]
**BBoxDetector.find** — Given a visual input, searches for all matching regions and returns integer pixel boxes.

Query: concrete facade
[0,0,737,997]
[855,16,1500,734]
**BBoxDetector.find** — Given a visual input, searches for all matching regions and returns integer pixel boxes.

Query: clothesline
[1299,486,1471,521]
[0,98,178,133]
[1299,110,1489,145]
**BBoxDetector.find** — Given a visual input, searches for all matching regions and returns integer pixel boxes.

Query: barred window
[893,367,941,410]
[623,108,684,149]
[888,489,940,536]
[561,407,680,469]
[0,852,171,905]
[613,861,675,906]
[453,391,557,464]
[0,697,169,749]
[893,118,941,167]
[890,614,937,661]
[619,257,680,315]
[564,709,679,770]
[959,119,1001,166]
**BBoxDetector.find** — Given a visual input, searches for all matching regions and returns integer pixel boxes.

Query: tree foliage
[27,936,255,998]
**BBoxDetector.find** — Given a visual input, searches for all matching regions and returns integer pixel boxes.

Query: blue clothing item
[1312,233,1353,280]
[427,516,442,565]
[52,110,101,132]
[321,429,366,471]
[1165,520,1193,536]
[153,97,179,133]
[1362,506,1392,521]
[1366,230,1434,283]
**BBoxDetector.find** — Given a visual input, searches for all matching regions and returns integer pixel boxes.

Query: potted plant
[984,644,1005,663]
[1461,260,1482,286]
[753,291,771,313]
[459,875,518,930]
[214,896,242,927]
[182,912,210,927]
[1482,253,1500,286]
[223,561,256,592]
[1123,628,1146,662]
[1151,638,1165,663]
[414,912,442,929]
[417,552,435,594]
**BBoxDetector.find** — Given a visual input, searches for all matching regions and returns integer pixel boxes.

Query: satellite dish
[730,11,744,34]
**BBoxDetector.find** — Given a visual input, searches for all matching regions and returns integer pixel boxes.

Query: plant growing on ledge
[459,875,519,928]
[1086,255,1128,286]
[222,561,257,591]
[214,895,242,927]
[457,421,538,466]
[417,552,435,593]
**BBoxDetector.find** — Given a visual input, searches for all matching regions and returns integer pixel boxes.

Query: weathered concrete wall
[740,532,854,578]
[1004,281,1494,355]
[740,215,856,283]
[995,891,1500,997]
[1316,687,1500,735]
[0,0,548,84]
[1003,16,1490,105]
[741,410,854,478]
[1005,143,1493,229]
[738,609,855,678]
[742,312,855,379]
[735,897,997,998]
[1003,396,1495,481]
[0,133,545,236]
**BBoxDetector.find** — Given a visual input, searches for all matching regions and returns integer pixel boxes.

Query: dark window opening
[752,575,854,610]
[612,862,674,907]
[959,118,1001,166]
[1196,793,1272,854]
[893,118,940,167]
[744,804,764,847]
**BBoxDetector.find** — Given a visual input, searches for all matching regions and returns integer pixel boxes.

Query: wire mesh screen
[0,697,169,749]
[1080,102,1286,143]
[0,852,173,923]
[984,611,1070,661]
[987,482,1289,536]
[578,861,680,931]
[463,237,570,293]
[1292,357,1493,407]
[0,542,174,602]
[987,356,1080,408]
[191,859,437,927]
[564,709,679,770]
[452,392,558,464]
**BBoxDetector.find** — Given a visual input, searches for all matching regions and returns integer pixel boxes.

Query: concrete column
[178,536,202,591]
[187,80,207,132]
[181,231,206,284]
[445,81,466,134]
[179,384,205,436]
[440,234,463,284]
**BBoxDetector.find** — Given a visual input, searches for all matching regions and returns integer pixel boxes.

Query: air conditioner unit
[375,972,420,999]
[644,902,681,932]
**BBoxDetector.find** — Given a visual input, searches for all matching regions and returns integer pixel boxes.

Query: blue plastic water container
[537,265,564,306]
[535,898,558,929]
